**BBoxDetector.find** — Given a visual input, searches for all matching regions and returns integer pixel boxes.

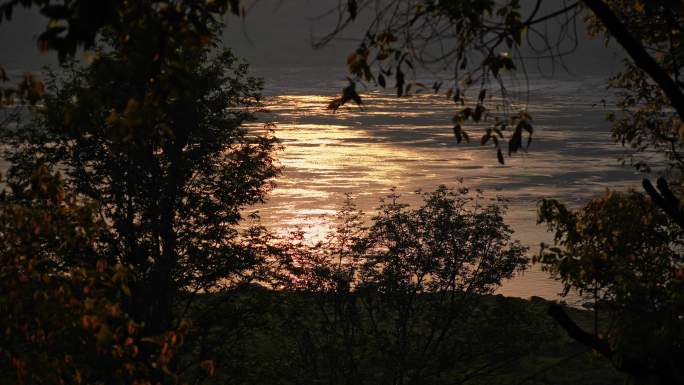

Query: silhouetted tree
[0,0,279,381]
[1,41,279,333]
[0,166,192,384]
[538,190,684,384]
[267,186,542,385]
[0,0,248,131]
[320,2,684,383]
[0,0,245,61]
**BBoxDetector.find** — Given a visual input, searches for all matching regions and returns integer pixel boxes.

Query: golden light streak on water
[251,80,644,303]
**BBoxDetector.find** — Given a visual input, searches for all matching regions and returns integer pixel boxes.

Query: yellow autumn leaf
[121,283,131,296]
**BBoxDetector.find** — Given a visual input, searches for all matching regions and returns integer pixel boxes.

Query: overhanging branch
[583,0,684,120]
[548,304,613,358]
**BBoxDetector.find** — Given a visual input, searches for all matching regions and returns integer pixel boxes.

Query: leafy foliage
[1,43,279,337]
[265,186,531,384]
[0,0,245,62]
[1,0,278,381]
[537,191,684,383]
[583,1,684,176]
[321,3,684,379]
[0,0,248,133]
[3,1,684,384]
[0,166,188,384]
[317,0,581,162]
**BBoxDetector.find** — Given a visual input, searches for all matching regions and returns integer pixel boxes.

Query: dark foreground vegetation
[1,1,684,384]
[190,288,625,385]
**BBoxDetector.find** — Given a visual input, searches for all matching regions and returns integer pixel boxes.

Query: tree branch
[583,0,684,120]
[547,304,613,358]
[525,2,579,27]
[643,178,684,229]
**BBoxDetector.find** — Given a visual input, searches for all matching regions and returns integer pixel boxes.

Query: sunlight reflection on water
[251,70,645,302]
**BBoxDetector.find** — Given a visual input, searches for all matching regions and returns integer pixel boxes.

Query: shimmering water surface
[250,67,644,302]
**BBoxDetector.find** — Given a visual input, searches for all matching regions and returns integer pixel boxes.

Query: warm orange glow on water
[276,123,431,184]
[251,81,644,302]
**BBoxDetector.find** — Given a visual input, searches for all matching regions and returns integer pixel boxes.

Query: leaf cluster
[0,166,189,384]
[319,0,575,163]
[263,186,530,384]
[0,0,245,62]
[537,190,684,382]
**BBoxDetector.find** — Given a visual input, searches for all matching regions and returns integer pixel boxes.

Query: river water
[250,66,644,302]
[0,65,643,302]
